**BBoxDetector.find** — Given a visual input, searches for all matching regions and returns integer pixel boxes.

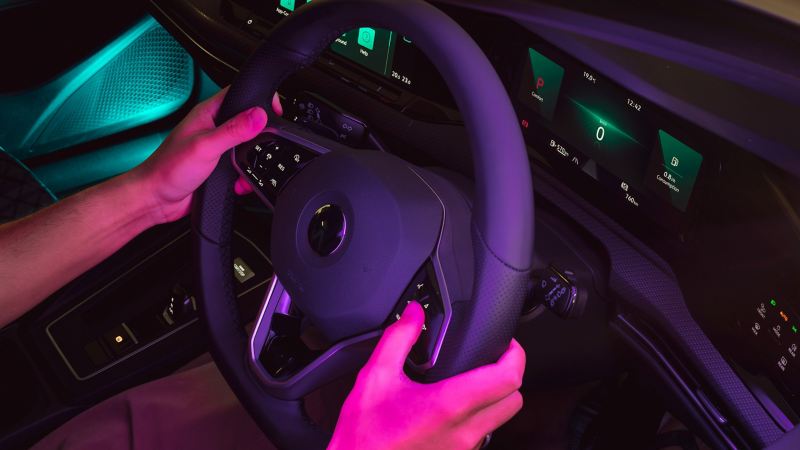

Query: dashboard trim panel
[530,163,785,446]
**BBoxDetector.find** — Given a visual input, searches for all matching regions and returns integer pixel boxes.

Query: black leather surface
[0,148,55,224]
[427,225,532,381]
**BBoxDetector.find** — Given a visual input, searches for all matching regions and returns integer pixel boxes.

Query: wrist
[108,170,166,231]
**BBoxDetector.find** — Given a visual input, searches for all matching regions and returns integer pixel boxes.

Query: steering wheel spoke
[250,255,456,397]
[249,276,381,400]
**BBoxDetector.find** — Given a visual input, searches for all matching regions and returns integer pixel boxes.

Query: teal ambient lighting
[30,71,221,196]
[32,132,169,195]
[0,16,194,160]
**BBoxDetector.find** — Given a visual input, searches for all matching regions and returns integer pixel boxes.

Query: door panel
[0,0,148,93]
[0,17,194,160]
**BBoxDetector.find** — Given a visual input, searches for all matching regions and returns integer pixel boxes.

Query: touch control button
[389,262,446,367]
[240,137,320,204]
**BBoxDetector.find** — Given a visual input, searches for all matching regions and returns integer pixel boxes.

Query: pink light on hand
[328,302,526,450]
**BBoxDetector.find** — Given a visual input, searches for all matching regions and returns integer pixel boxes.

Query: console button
[778,355,790,373]
[769,323,785,343]
[102,323,137,356]
[233,257,256,284]
[162,284,197,325]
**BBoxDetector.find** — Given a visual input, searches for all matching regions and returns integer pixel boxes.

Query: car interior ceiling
[0,0,799,449]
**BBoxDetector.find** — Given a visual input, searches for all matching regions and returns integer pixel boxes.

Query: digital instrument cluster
[229,0,709,232]
[516,41,707,231]
[264,0,451,103]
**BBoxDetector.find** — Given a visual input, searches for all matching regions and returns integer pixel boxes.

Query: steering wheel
[192,0,534,447]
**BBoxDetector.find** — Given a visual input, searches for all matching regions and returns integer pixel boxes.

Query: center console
[0,203,274,449]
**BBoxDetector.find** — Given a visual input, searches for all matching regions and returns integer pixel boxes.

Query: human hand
[328,302,526,450]
[131,87,281,224]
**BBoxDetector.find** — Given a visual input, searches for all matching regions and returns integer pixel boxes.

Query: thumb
[198,106,268,159]
[366,301,425,372]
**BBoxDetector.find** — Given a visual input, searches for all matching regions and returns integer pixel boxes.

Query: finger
[178,87,231,135]
[195,106,268,160]
[234,176,253,195]
[272,93,283,116]
[458,391,523,444]
[180,88,280,137]
[366,301,425,371]
[194,89,278,125]
[199,86,230,121]
[431,339,525,413]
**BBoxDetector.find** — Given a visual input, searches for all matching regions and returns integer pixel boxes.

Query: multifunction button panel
[389,262,448,369]
[235,135,318,205]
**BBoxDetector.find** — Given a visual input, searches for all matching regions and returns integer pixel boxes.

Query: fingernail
[247,107,265,127]
[247,107,258,122]
[402,301,423,319]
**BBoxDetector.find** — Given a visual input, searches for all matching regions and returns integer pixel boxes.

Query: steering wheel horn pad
[193,1,534,447]
[272,148,443,343]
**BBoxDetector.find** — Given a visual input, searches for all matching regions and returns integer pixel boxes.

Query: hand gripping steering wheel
[192,0,534,447]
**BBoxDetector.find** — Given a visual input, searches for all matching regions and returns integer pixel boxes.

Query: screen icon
[519,48,565,121]
[644,130,703,211]
[357,27,376,50]
[279,0,296,11]
[330,27,394,75]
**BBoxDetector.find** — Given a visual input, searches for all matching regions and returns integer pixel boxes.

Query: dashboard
[226,0,716,234]
[155,0,800,442]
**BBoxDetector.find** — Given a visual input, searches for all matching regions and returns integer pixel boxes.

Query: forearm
[0,172,158,327]
[0,89,267,328]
